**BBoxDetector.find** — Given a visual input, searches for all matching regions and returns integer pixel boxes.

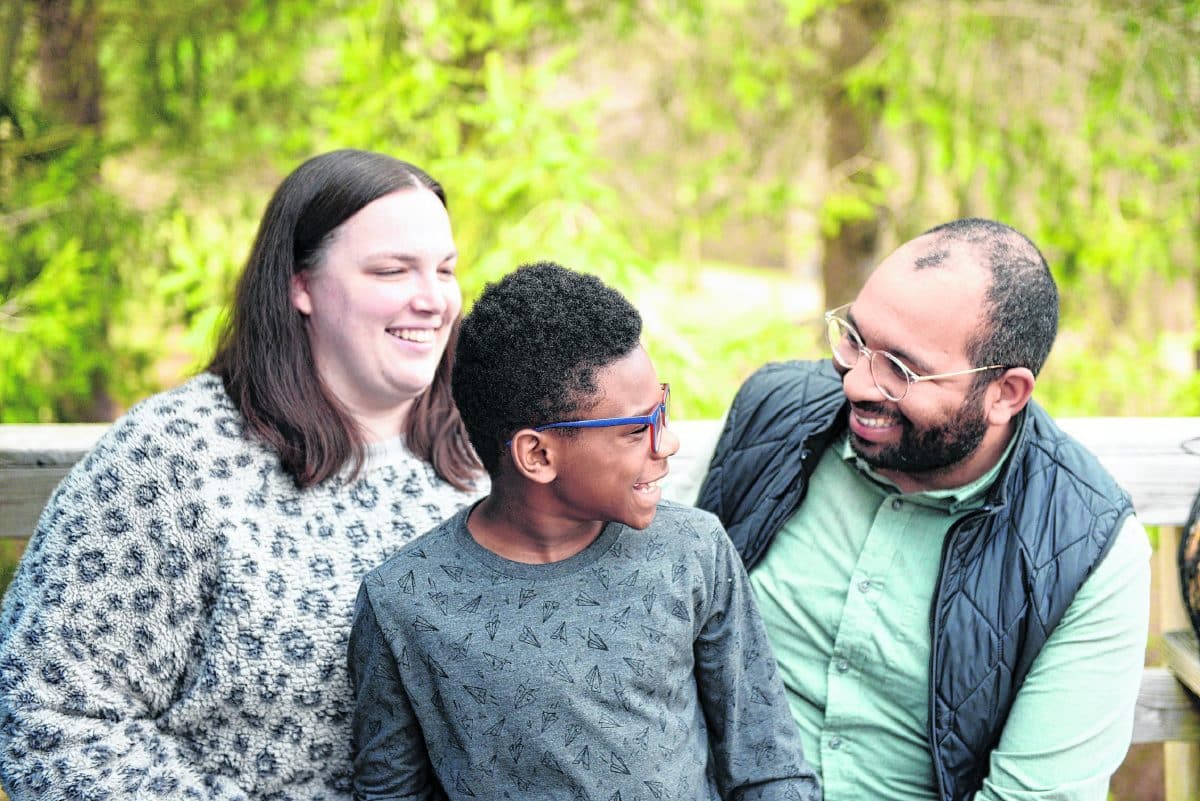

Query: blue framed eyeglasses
[514,383,671,453]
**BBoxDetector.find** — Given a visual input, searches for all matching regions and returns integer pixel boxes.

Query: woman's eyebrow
[360,250,458,265]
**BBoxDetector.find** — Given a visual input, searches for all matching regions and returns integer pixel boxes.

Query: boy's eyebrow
[630,391,666,419]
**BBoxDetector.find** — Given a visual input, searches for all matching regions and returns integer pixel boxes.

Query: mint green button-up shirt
[749,433,1151,801]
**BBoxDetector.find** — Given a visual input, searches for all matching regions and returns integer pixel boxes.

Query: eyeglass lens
[653,386,670,452]
[826,317,911,401]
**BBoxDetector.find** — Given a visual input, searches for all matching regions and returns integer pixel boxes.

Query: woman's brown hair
[208,149,481,489]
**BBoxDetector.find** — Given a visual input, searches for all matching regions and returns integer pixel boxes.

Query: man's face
[836,237,996,487]
[844,388,989,475]
[547,346,679,531]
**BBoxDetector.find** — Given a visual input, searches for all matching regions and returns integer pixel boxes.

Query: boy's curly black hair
[453,262,642,474]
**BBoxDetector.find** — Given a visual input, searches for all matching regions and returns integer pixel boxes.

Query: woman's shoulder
[26,376,255,570]
[99,373,259,456]
[114,373,235,434]
[56,374,267,498]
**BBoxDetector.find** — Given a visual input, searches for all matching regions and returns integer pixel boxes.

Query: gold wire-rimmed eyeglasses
[824,304,1006,401]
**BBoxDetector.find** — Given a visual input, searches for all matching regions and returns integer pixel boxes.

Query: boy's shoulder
[365,507,466,585]
[648,500,726,543]
[648,501,729,556]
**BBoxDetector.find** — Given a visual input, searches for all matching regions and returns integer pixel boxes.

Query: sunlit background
[1,1,1197,797]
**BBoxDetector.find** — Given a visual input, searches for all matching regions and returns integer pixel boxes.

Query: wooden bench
[5,418,1200,797]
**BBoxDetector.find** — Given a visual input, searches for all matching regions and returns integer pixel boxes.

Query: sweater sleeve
[348,582,445,801]
[693,524,823,801]
[0,415,247,800]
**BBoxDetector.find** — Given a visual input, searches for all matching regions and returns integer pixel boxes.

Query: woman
[0,150,484,800]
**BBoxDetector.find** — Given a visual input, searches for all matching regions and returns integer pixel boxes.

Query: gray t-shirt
[349,501,820,800]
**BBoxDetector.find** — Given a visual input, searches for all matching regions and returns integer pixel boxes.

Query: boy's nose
[656,427,681,458]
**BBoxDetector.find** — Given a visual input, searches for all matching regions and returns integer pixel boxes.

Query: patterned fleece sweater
[0,373,482,801]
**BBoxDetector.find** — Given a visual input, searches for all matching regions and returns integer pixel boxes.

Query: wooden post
[1160,525,1200,801]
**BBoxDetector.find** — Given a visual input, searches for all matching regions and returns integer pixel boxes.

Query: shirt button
[858,579,872,593]
[829,736,843,750]
[836,659,850,673]
[891,498,902,510]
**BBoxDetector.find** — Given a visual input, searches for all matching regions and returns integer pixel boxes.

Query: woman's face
[290,188,461,437]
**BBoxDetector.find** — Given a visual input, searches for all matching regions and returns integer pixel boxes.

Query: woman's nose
[410,273,449,314]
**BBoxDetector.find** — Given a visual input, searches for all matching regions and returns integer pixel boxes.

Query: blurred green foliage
[0,0,1197,426]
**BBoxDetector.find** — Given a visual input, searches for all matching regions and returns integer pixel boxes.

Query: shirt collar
[839,431,1017,513]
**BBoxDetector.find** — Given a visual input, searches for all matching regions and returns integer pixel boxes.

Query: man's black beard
[849,396,988,477]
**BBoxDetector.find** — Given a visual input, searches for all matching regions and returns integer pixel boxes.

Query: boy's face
[548,345,679,531]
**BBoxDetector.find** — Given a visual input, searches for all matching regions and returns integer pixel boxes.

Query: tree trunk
[34,0,103,128]
[35,0,115,422]
[818,0,889,310]
[0,0,25,104]
[784,123,828,288]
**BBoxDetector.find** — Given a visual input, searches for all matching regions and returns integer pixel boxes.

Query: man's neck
[875,418,1019,495]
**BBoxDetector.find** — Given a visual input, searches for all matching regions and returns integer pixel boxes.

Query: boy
[348,262,820,800]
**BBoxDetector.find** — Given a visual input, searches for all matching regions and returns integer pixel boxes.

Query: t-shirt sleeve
[348,581,446,801]
[692,520,823,801]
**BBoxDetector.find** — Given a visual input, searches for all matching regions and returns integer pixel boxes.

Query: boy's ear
[508,430,558,484]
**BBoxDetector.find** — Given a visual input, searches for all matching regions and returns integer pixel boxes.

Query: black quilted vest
[696,360,1132,801]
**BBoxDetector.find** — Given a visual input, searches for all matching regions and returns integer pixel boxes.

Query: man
[694,218,1150,801]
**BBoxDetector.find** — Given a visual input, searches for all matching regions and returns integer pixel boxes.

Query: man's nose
[840,354,886,402]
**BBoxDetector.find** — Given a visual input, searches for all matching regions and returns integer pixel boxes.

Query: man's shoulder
[1019,401,1130,504]
[729,359,844,422]
[740,359,841,397]
[718,360,844,449]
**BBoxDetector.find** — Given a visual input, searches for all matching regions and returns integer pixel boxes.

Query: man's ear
[985,367,1035,426]
[290,271,313,316]
[508,430,558,484]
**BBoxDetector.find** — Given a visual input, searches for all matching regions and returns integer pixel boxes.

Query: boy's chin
[616,508,659,531]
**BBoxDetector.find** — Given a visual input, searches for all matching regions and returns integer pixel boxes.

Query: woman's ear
[290,271,313,316]
[508,430,558,484]
[985,367,1035,426]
